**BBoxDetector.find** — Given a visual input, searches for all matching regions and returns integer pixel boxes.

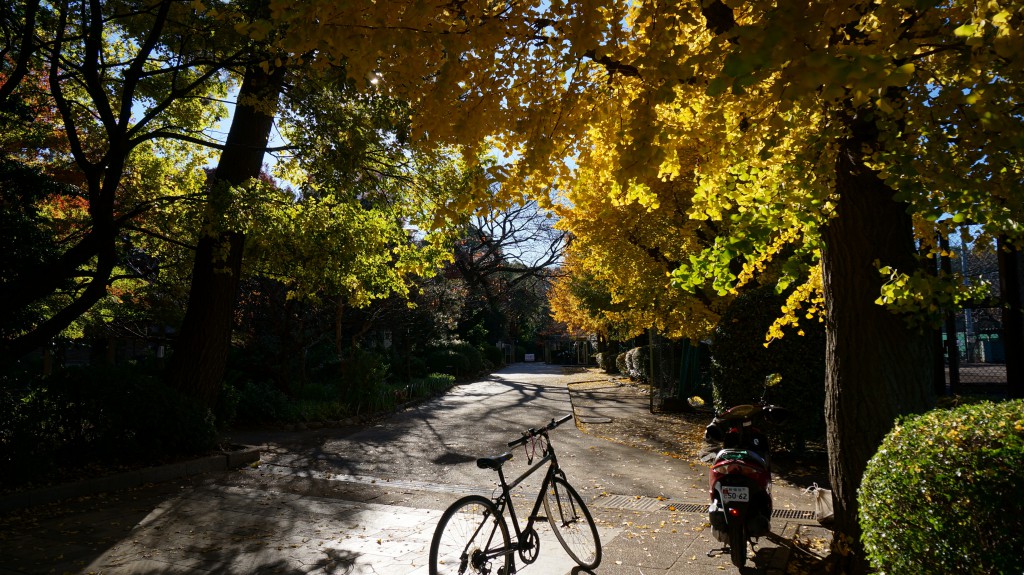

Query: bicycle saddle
[477,452,514,470]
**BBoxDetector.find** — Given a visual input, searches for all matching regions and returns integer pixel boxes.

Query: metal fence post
[998,236,1024,399]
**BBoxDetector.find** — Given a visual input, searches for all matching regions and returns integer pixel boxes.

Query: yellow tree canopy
[547,253,616,338]
[550,93,727,340]
[249,0,1024,325]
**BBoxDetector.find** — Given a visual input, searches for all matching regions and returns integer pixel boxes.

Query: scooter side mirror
[763,405,789,424]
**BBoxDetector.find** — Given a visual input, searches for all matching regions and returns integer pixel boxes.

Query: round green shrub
[615,352,628,376]
[341,349,390,389]
[859,399,1024,575]
[426,342,486,377]
[594,352,618,374]
[621,345,656,382]
[235,380,298,423]
[404,355,430,379]
[625,347,640,380]
[451,341,485,373]
[426,347,471,376]
[632,346,652,383]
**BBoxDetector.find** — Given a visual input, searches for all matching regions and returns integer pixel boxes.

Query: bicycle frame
[480,432,563,564]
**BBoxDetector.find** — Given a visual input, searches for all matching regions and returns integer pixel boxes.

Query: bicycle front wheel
[543,476,601,569]
[430,495,511,575]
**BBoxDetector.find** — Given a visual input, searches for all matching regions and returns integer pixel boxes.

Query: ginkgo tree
[549,109,726,342]
[625,4,1024,569]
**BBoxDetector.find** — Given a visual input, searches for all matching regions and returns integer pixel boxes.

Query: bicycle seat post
[496,465,509,492]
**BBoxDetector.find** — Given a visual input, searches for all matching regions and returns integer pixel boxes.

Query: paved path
[0,363,824,574]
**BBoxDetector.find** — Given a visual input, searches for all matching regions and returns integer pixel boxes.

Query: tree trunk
[168,63,285,407]
[820,127,935,573]
[335,297,345,358]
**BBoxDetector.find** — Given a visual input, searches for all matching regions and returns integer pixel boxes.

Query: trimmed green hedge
[0,366,217,487]
[426,341,485,377]
[859,399,1024,575]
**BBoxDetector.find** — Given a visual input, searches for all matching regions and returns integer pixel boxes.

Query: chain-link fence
[938,234,1008,393]
[630,234,1012,407]
[648,331,712,412]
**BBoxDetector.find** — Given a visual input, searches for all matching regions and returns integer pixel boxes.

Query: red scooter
[703,401,787,568]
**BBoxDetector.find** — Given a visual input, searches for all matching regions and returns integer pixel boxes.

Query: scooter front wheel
[728,520,746,567]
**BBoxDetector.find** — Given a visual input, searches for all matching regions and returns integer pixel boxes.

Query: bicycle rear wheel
[543,476,601,569]
[430,495,511,575]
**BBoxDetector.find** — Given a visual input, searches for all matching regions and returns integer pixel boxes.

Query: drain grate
[772,509,817,520]
[662,503,708,513]
[591,494,675,511]
[591,494,704,512]
[591,493,817,520]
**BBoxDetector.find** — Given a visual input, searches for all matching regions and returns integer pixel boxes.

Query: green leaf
[706,76,730,97]
[722,53,753,79]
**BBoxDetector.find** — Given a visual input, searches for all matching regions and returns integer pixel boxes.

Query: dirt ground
[569,375,831,490]
[568,374,835,574]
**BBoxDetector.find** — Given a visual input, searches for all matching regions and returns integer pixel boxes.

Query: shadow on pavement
[0,477,365,574]
[0,363,575,575]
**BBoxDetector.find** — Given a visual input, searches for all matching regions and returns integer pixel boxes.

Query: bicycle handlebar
[507,414,573,448]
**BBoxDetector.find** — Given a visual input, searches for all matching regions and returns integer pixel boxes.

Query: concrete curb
[0,446,260,513]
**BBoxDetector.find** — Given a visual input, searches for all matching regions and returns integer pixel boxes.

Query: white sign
[524,353,535,362]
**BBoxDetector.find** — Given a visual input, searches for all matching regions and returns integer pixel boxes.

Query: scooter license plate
[721,486,749,503]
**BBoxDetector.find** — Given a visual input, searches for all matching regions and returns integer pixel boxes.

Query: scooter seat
[715,448,767,468]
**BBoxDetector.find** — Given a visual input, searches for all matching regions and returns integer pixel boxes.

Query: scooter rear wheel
[728,521,746,567]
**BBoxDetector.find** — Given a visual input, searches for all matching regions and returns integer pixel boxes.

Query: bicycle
[429,413,602,574]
